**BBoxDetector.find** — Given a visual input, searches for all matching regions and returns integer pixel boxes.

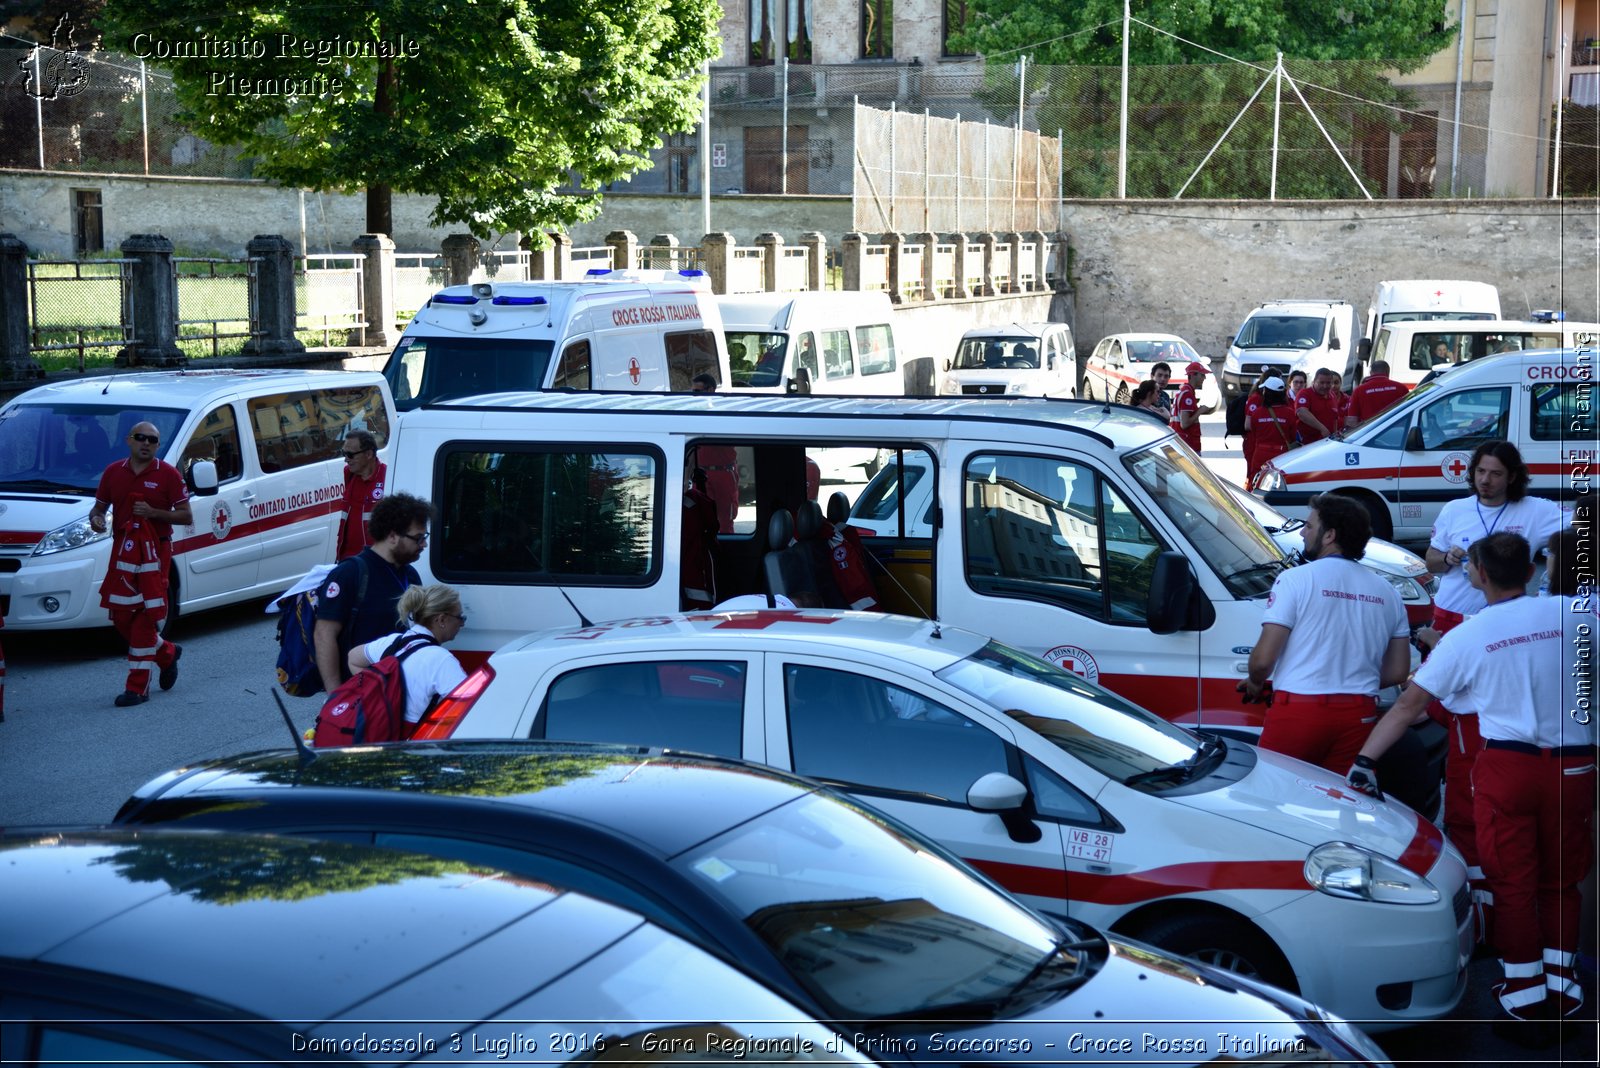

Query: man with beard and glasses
[313,492,431,689]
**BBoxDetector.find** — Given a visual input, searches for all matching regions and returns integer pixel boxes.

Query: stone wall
[1062,199,1600,360]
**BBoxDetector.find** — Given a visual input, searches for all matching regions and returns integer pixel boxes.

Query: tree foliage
[95,0,721,236]
[952,1,1457,199]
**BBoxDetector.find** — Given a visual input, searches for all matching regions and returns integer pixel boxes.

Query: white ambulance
[717,291,934,397]
[0,369,396,630]
[384,270,730,409]
[1256,347,1594,544]
[1361,278,1502,343]
[1368,318,1600,391]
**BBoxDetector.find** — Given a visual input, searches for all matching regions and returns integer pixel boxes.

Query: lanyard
[1476,499,1508,539]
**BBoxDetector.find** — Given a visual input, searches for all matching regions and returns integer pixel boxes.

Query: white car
[1081,332,1214,406]
[940,322,1077,398]
[415,610,1472,1030]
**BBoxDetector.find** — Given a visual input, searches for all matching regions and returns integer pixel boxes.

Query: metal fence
[394,253,450,322]
[25,258,133,370]
[297,255,364,345]
[174,258,255,357]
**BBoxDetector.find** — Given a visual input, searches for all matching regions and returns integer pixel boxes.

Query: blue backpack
[274,556,368,698]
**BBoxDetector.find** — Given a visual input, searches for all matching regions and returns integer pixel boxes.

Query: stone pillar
[117,234,185,367]
[1030,230,1049,293]
[547,232,572,280]
[800,231,826,291]
[700,232,734,295]
[915,231,938,302]
[0,235,43,380]
[949,233,972,299]
[605,229,639,274]
[521,232,552,280]
[884,232,906,304]
[840,232,865,292]
[1052,231,1072,292]
[240,234,305,359]
[1003,232,1023,295]
[648,233,680,273]
[441,234,481,286]
[351,233,396,348]
[755,232,783,292]
[976,232,997,297]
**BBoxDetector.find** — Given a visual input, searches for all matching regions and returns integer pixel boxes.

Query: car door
[760,653,1070,918]
[170,402,261,605]
[1083,338,1112,397]
[1391,383,1512,538]
[523,652,765,763]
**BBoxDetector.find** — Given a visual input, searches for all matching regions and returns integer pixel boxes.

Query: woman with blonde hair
[347,583,468,734]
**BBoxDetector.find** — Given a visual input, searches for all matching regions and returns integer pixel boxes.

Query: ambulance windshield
[1123,442,1285,598]
[384,335,557,410]
[0,403,186,494]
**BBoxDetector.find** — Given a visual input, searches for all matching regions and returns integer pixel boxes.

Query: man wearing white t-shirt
[1240,493,1411,773]
[1352,532,1595,1023]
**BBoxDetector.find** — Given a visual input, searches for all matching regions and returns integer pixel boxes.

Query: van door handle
[239,492,257,501]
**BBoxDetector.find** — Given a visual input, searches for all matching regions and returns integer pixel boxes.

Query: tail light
[411,663,496,740]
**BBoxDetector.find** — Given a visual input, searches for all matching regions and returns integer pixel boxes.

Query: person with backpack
[1245,377,1298,486]
[346,584,468,735]
[313,493,431,691]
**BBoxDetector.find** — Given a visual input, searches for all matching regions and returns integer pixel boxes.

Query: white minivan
[1362,278,1502,343]
[1221,299,1362,397]
[384,270,730,409]
[939,322,1077,399]
[717,291,934,396]
[1257,347,1593,544]
[0,369,396,630]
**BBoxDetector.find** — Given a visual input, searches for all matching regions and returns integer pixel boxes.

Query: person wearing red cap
[1169,360,1214,452]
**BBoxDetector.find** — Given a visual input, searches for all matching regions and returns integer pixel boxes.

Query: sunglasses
[443,613,468,625]
[340,447,371,460]
[398,530,429,545]
[131,433,160,445]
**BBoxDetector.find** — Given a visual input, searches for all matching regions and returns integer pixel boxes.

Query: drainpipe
[1450,0,1465,196]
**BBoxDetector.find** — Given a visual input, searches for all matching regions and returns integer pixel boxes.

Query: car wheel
[1330,488,1393,542]
[1115,384,1130,405]
[1082,380,1094,402]
[1134,912,1297,992]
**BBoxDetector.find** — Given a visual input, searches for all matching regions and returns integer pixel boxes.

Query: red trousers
[1428,607,1492,941]
[110,606,178,696]
[1474,744,1597,1017]
[1258,693,1378,773]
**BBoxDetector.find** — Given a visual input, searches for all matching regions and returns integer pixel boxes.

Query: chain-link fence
[25,259,133,371]
[298,255,364,346]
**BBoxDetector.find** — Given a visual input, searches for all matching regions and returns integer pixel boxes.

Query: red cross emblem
[1307,782,1369,807]
[1446,457,1467,477]
[684,609,839,630]
[1433,289,1444,298]
[628,357,641,384]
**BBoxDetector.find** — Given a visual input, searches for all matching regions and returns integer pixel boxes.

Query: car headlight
[33,515,110,556]
[942,378,958,394]
[1009,381,1027,393]
[1305,842,1440,905]
[1224,350,1241,372]
[1379,571,1426,602]
[1256,466,1286,493]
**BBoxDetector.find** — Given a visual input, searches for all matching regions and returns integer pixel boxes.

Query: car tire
[1082,380,1094,402]
[1115,384,1130,405]
[1330,488,1393,542]
[1134,912,1297,992]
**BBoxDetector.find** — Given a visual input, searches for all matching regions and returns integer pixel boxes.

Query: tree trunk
[366,53,398,236]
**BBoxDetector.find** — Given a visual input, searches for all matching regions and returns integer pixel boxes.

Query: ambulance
[1256,347,1594,544]
[383,269,731,409]
[1361,278,1502,343]
[0,369,396,630]
[1368,317,1600,391]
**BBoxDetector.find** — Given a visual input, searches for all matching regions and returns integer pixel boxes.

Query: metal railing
[394,253,450,322]
[990,241,1013,293]
[173,257,257,358]
[932,240,959,298]
[26,258,134,370]
[297,254,365,346]
[861,243,891,291]
[570,245,616,274]
[775,246,810,292]
[727,246,766,294]
[898,242,926,302]
[637,245,706,273]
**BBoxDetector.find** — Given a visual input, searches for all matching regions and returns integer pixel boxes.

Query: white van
[1256,347,1593,544]
[1363,279,1501,343]
[717,291,934,396]
[939,322,1077,398]
[0,369,396,630]
[384,270,730,409]
[1220,299,1362,398]
[1369,318,1600,391]
[390,394,1403,737]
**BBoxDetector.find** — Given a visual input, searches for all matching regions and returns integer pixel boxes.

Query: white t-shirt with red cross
[1415,594,1592,748]
[1429,495,1565,616]
[1261,555,1409,695]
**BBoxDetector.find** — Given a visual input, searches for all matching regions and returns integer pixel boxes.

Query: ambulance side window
[180,404,243,484]
[856,324,896,376]
[1530,383,1596,441]
[553,341,592,390]
[665,330,720,391]
[1417,387,1510,451]
[796,332,820,382]
[821,329,854,380]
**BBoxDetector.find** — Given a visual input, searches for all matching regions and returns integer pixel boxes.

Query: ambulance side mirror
[188,460,219,497]
[1146,551,1195,634]
[787,366,812,395]
[1357,338,1372,361]
[1404,425,1425,452]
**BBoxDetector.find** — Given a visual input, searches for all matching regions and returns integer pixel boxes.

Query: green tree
[95,0,720,236]
[952,1,1456,199]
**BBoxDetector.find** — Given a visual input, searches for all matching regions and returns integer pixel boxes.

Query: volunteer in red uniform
[691,374,740,531]
[88,421,192,707]
[1239,493,1410,773]
[1293,367,1343,443]
[1351,531,1595,1022]
[1245,376,1297,486]
[335,430,386,561]
[1421,439,1565,936]
[1168,361,1212,452]
[1344,359,1405,429]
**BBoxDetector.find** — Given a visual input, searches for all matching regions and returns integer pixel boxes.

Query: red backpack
[312,634,437,748]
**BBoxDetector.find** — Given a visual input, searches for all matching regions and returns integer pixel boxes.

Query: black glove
[1237,680,1274,706]
[1346,755,1384,801]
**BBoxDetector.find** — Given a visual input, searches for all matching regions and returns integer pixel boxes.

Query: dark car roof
[123,741,818,859]
[0,828,646,1024]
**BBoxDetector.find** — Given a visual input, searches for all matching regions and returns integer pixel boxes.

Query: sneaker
[159,644,183,691]
[114,690,149,707]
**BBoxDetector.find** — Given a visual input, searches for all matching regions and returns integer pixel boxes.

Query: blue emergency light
[678,269,707,277]
[431,293,479,305]
[1530,309,1565,323]
[492,295,548,306]
[587,268,613,276]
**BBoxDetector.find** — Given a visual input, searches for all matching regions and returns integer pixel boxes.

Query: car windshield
[385,334,556,410]
[1124,339,1195,364]
[1123,442,1285,598]
[953,337,1039,370]
[938,641,1201,781]
[0,404,186,494]
[1235,315,1326,349]
[675,791,1096,1019]
[727,331,788,388]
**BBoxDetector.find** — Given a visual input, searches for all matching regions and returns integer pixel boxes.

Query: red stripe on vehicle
[1098,673,1267,728]
[1286,461,1575,486]
[169,499,342,556]
[968,857,1307,905]
[0,531,45,545]
[1396,812,1445,877]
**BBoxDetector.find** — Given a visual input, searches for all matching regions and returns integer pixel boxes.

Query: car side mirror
[967,772,1042,844]
[787,366,812,395]
[1227,335,1236,348]
[1147,551,1196,634]
[1357,338,1372,361]
[1329,336,1342,350]
[943,359,952,372]
[1405,424,1425,452]
[188,459,219,497]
